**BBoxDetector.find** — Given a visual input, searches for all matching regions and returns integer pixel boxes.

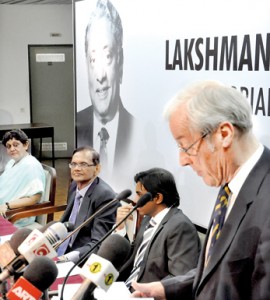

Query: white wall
[0,4,73,124]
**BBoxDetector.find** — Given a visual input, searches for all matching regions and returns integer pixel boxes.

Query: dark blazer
[76,100,135,169]
[163,146,270,300]
[60,177,117,259]
[76,101,138,191]
[118,207,201,283]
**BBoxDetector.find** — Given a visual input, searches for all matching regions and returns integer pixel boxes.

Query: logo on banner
[33,244,50,256]
[89,262,101,273]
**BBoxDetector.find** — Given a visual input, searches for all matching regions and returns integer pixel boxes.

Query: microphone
[7,256,58,300]
[77,192,152,265]
[54,189,132,251]
[0,222,68,283]
[0,228,32,268]
[71,234,131,300]
[59,192,152,300]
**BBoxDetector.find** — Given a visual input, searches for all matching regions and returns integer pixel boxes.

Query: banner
[74,0,270,227]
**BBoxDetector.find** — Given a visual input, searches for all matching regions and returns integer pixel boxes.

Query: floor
[42,158,71,221]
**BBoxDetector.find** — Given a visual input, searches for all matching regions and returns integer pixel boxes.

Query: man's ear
[94,164,101,176]
[219,122,234,148]
[154,193,164,205]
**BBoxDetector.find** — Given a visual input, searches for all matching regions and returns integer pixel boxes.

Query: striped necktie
[206,183,231,265]
[125,219,156,288]
[57,192,82,256]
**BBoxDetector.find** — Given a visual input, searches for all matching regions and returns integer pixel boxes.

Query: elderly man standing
[131,80,270,300]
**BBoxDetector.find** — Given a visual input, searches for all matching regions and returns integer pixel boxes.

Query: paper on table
[57,283,81,300]
[94,281,154,300]
[56,261,82,278]
[0,234,12,243]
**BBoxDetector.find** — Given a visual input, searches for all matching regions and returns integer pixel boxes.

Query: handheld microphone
[54,189,132,251]
[0,228,32,268]
[7,256,58,300]
[0,222,68,283]
[71,234,131,300]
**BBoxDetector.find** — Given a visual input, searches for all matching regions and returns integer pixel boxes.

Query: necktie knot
[98,127,109,143]
[98,127,109,172]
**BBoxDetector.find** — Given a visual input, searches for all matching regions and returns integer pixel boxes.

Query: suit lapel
[137,208,176,279]
[72,178,98,242]
[195,147,270,294]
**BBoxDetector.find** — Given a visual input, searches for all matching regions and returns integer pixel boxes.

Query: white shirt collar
[228,143,264,199]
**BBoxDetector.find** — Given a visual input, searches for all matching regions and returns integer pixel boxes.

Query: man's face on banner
[86,17,122,124]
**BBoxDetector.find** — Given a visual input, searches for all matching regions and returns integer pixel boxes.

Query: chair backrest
[35,163,57,226]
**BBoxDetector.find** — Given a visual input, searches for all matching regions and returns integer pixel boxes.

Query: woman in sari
[0,129,45,227]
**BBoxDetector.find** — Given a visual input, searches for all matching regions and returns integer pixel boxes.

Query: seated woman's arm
[0,193,41,215]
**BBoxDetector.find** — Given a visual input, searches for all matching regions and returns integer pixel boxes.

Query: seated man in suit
[114,167,201,289]
[57,146,117,263]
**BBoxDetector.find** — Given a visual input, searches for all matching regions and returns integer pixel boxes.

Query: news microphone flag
[7,277,42,300]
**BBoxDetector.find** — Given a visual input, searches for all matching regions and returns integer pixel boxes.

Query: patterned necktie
[206,183,231,264]
[125,219,156,288]
[57,192,82,256]
[98,127,109,172]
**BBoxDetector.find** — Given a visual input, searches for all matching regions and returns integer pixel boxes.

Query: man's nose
[96,61,106,84]
[179,152,192,166]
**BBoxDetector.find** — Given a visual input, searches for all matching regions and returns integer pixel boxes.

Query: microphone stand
[54,190,132,251]
[59,204,140,300]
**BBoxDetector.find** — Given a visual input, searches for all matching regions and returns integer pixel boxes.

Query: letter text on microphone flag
[18,229,57,262]
[80,253,119,291]
[7,277,42,300]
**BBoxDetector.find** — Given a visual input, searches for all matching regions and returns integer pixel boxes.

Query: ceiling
[0,0,72,4]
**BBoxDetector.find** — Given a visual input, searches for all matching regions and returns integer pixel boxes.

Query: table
[0,123,55,167]
[0,215,17,237]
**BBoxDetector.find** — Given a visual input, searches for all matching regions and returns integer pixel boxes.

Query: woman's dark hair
[2,129,29,147]
[73,146,100,166]
[134,167,180,207]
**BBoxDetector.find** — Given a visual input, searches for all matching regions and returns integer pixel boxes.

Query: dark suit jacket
[60,177,117,259]
[76,100,135,170]
[118,207,201,283]
[163,146,270,300]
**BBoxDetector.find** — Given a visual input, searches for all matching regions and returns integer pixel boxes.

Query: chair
[6,163,67,229]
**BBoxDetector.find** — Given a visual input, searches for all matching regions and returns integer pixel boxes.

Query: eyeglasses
[69,162,95,169]
[6,142,22,150]
[178,132,209,156]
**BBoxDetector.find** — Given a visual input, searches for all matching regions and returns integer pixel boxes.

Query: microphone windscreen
[63,221,75,232]
[136,192,152,208]
[23,256,58,291]
[45,222,68,240]
[39,221,58,233]
[9,228,33,255]
[97,234,131,270]
[115,189,132,200]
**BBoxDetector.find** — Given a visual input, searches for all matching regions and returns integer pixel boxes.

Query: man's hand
[130,281,166,300]
[115,204,134,231]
